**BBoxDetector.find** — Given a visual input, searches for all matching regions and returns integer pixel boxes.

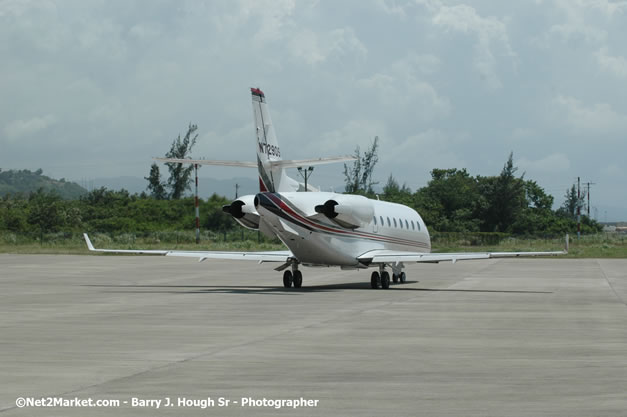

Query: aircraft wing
[358,249,566,264]
[83,234,292,263]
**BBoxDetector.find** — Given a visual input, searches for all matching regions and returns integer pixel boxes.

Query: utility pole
[584,182,596,217]
[194,164,200,244]
[297,166,315,191]
[577,177,581,240]
[235,183,239,199]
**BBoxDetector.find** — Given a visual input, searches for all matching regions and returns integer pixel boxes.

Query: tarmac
[0,254,626,416]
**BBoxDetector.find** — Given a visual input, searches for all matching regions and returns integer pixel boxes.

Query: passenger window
[387,217,391,227]
[380,216,384,226]
[373,216,377,225]
[399,218,403,229]
[417,220,421,231]
[393,218,397,228]
[411,220,415,230]
[405,219,409,229]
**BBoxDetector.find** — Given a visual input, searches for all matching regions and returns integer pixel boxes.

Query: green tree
[343,136,379,194]
[27,189,64,239]
[0,196,28,232]
[382,174,412,206]
[165,123,198,199]
[414,168,481,232]
[145,163,167,200]
[479,153,526,232]
[558,185,583,220]
[524,180,554,210]
[204,194,234,231]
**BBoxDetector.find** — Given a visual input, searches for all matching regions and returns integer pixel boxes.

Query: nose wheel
[283,270,293,288]
[293,270,303,288]
[283,267,303,289]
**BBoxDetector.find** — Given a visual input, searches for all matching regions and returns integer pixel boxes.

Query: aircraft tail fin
[251,88,297,192]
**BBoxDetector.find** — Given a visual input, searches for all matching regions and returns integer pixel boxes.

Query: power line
[297,166,315,192]
[584,182,596,217]
[575,179,597,238]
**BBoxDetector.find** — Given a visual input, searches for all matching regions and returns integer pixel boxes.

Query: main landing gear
[370,267,407,289]
[282,268,303,288]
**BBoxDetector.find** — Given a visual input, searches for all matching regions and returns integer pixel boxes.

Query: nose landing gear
[282,262,303,288]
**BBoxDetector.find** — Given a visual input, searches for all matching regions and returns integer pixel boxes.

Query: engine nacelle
[222,194,260,230]
[315,195,374,229]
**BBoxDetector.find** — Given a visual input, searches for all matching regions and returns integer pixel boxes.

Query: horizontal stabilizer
[153,155,356,169]
[153,157,257,168]
[270,156,357,169]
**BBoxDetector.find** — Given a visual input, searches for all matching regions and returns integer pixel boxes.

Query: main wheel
[392,273,399,283]
[293,270,303,288]
[381,271,390,289]
[370,271,381,289]
[283,270,293,288]
[399,272,406,283]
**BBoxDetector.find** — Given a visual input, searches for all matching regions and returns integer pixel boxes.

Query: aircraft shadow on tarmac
[82,283,552,295]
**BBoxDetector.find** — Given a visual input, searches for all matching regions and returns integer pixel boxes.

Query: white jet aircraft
[84,88,566,289]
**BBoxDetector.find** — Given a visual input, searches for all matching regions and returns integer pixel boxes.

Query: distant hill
[0,169,87,199]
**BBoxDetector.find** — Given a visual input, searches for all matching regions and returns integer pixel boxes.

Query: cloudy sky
[1,0,626,220]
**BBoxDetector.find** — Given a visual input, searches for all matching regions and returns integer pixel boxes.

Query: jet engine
[314,195,374,229]
[222,194,260,230]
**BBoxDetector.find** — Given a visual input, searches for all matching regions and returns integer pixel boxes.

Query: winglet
[83,233,95,251]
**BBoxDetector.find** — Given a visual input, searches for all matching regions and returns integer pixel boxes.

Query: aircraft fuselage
[255,192,431,267]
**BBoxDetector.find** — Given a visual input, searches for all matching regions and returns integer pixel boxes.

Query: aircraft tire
[370,271,381,289]
[392,273,399,283]
[381,271,390,289]
[293,270,303,288]
[283,270,293,288]
[400,272,406,283]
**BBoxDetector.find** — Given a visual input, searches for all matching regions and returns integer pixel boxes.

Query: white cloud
[288,27,367,66]
[354,53,450,123]
[129,23,162,41]
[596,47,627,78]
[517,153,571,174]
[0,0,55,18]
[3,115,57,141]
[579,0,627,18]
[374,0,408,17]
[552,95,627,135]
[601,163,624,178]
[548,23,606,44]
[545,0,627,44]
[431,3,515,89]
[316,119,388,154]
[241,0,297,43]
[388,129,466,169]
